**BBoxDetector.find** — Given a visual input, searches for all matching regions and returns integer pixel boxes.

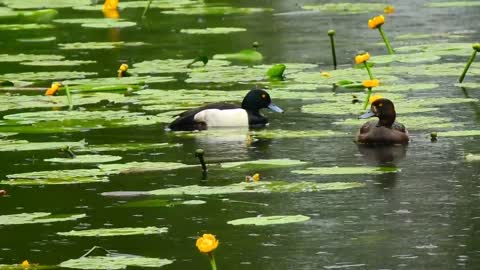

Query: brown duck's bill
[268,103,284,113]
[359,109,375,119]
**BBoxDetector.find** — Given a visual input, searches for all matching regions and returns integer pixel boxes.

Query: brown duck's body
[355,98,409,145]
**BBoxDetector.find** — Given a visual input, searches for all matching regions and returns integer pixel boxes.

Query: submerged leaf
[57,226,168,237]
[227,215,310,226]
[59,255,173,270]
[0,212,85,225]
[292,166,400,175]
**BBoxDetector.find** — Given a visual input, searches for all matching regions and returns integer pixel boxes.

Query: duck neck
[378,111,396,128]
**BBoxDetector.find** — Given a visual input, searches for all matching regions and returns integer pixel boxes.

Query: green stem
[208,253,217,270]
[378,26,394,55]
[328,31,337,70]
[142,0,154,18]
[459,50,477,83]
[364,62,374,80]
[65,84,73,110]
[363,87,372,110]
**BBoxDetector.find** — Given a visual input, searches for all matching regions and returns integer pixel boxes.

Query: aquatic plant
[368,15,394,54]
[362,80,380,109]
[117,63,129,78]
[459,43,480,83]
[355,51,374,79]
[384,5,395,14]
[45,82,61,96]
[328,29,337,69]
[196,234,219,270]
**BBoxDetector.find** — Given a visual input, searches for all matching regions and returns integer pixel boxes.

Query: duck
[168,88,283,131]
[356,97,409,145]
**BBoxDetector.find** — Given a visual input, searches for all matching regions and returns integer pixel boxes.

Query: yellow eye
[261,94,266,99]
[378,103,383,107]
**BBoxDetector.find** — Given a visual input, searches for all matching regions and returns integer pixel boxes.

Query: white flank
[194,109,249,127]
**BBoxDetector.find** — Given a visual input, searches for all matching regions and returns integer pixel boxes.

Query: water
[1,0,480,269]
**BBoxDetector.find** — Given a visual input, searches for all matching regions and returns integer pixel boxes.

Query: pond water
[0,0,480,269]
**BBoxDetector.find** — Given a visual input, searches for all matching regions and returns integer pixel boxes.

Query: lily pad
[0,54,64,62]
[130,59,231,74]
[17,36,56,43]
[98,161,196,174]
[0,139,85,152]
[0,212,85,225]
[57,226,168,237]
[455,82,480,89]
[162,6,273,15]
[370,53,441,64]
[44,155,122,164]
[20,60,96,66]
[466,154,480,162]
[0,24,54,31]
[227,215,310,226]
[76,142,181,153]
[63,76,175,85]
[220,158,308,169]
[291,166,400,175]
[1,0,92,9]
[102,181,365,197]
[0,264,54,269]
[213,49,263,62]
[302,3,387,14]
[437,130,480,137]
[74,0,201,11]
[180,27,247,34]
[426,1,480,8]
[59,42,147,50]
[59,255,173,270]
[0,71,96,81]
[3,169,110,185]
[54,18,136,28]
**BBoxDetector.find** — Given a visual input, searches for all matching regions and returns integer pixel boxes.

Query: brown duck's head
[359,98,396,127]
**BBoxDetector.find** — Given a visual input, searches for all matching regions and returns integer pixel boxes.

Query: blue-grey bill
[359,110,375,119]
[268,103,284,113]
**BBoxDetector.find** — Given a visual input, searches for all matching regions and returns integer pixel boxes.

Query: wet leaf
[466,154,480,161]
[0,54,64,62]
[0,71,96,81]
[59,42,147,50]
[370,53,441,64]
[426,1,480,8]
[20,60,96,66]
[98,161,196,174]
[180,27,247,34]
[54,18,136,28]
[0,139,85,152]
[45,155,122,164]
[0,212,85,225]
[3,169,110,185]
[455,82,480,89]
[74,0,201,11]
[162,6,273,15]
[57,226,168,237]
[266,64,286,79]
[291,166,400,175]
[1,0,92,9]
[302,3,387,14]
[213,49,263,62]
[227,215,310,226]
[63,76,174,85]
[220,158,308,169]
[0,24,54,30]
[59,255,173,270]
[17,36,56,43]
[130,59,230,74]
[77,142,181,153]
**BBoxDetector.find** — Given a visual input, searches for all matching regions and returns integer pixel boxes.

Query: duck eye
[378,103,383,107]
[261,94,266,99]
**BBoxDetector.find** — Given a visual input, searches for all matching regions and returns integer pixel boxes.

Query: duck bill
[359,109,375,119]
[268,103,284,113]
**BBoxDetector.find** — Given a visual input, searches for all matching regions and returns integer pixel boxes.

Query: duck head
[242,88,284,114]
[359,98,396,127]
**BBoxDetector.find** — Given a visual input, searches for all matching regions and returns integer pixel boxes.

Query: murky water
[1,0,480,269]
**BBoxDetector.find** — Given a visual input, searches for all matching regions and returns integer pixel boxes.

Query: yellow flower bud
[368,15,385,29]
[252,173,260,182]
[196,234,219,253]
[320,72,331,78]
[21,260,30,267]
[118,64,129,78]
[45,82,62,96]
[369,94,383,104]
[362,79,380,88]
[473,43,480,52]
[384,6,395,14]
[355,52,370,64]
[103,0,118,11]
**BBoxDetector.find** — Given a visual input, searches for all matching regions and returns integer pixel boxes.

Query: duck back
[168,103,240,131]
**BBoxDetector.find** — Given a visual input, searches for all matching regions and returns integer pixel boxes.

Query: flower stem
[328,30,337,70]
[363,87,372,110]
[459,50,477,83]
[378,26,394,55]
[364,62,374,80]
[208,253,218,270]
[65,84,73,110]
[142,0,154,18]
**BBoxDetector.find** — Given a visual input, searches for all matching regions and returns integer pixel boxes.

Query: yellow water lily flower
[355,52,370,64]
[473,43,480,52]
[368,15,385,29]
[103,0,118,11]
[117,63,129,77]
[252,173,260,182]
[363,79,380,88]
[45,82,62,96]
[196,234,219,254]
[384,6,395,14]
[21,260,30,267]
[103,8,119,19]
[369,94,383,104]
[320,72,331,78]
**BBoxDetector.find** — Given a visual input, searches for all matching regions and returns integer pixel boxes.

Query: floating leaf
[426,1,480,8]
[1,0,92,9]
[292,166,400,175]
[59,255,173,270]
[98,161,196,174]
[180,27,247,34]
[370,53,441,64]
[227,215,310,226]
[0,212,85,225]
[213,49,263,62]
[20,60,95,66]
[57,226,168,237]
[45,155,122,164]
[162,6,273,15]
[3,169,110,185]
[63,76,174,85]
[59,42,147,50]
[0,139,85,152]
[0,54,63,63]
[395,33,466,40]
[455,82,480,89]
[54,18,136,28]
[266,64,286,79]
[302,3,387,14]
[74,0,202,11]
[17,36,56,43]
[466,154,480,162]
[0,24,54,31]
[220,158,308,169]
[0,71,96,81]
[130,59,231,74]
[437,130,480,137]
[77,142,181,153]
[0,263,54,269]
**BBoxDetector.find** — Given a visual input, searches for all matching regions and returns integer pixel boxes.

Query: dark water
[1,0,480,269]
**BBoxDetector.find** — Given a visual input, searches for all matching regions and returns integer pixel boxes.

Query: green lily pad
[3,169,110,185]
[20,60,96,66]
[162,6,273,15]
[426,1,480,8]
[220,158,308,169]
[394,43,473,56]
[0,54,64,62]
[0,139,85,152]
[437,130,480,137]
[266,64,286,78]
[370,53,441,64]
[213,49,263,62]
[376,83,439,92]
[395,33,466,40]
[77,142,181,153]
[1,0,92,9]
[455,82,480,89]
[302,3,387,14]
[54,18,136,28]
[59,255,173,270]
[57,226,168,237]
[0,24,54,31]
[0,212,85,225]
[0,9,58,23]
[45,155,122,164]
[63,76,174,85]
[180,27,247,34]
[74,0,201,11]
[0,132,16,137]
[466,154,480,161]
[98,161,196,174]
[130,59,231,74]
[0,264,54,269]
[17,36,56,43]
[0,71,96,81]
[101,181,365,196]
[291,166,400,175]
[227,215,310,226]
[59,42,147,50]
